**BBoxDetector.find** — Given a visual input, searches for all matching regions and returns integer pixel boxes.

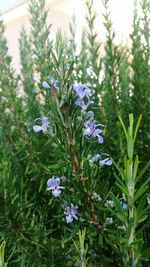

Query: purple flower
[93,154,101,161]
[83,120,103,143]
[43,77,59,92]
[86,111,94,119]
[122,203,127,209]
[33,116,49,132]
[51,78,59,91]
[47,176,65,197]
[74,83,93,111]
[74,83,91,99]
[99,157,112,167]
[119,198,127,209]
[64,203,78,223]
[49,77,59,91]
[75,98,93,111]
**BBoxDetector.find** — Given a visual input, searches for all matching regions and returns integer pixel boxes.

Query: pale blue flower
[74,83,93,111]
[75,98,93,111]
[47,176,65,197]
[83,120,103,143]
[49,77,59,91]
[43,77,59,92]
[119,198,127,209]
[93,154,101,161]
[99,157,112,167]
[74,83,91,99]
[64,203,78,223]
[33,116,49,132]
[89,153,112,167]
[42,81,50,89]
[87,111,94,119]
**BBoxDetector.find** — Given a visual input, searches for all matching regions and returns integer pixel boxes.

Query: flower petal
[66,215,73,223]
[33,125,42,132]
[42,81,50,89]
[98,136,104,143]
[52,189,61,197]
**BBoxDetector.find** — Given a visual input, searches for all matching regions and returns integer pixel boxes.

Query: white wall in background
[1,0,135,72]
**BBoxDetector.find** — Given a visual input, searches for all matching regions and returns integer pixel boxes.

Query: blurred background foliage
[0,0,149,266]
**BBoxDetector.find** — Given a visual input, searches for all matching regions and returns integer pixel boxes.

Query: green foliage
[130,0,150,160]
[0,241,7,267]
[73,228,89,267]
[0,0,149,266]
[85,0,102,101]
[28,0,52,78]
[109,114,150,266]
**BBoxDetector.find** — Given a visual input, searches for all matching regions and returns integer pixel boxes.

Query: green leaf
[134,177,150,201]
[142,248,150,259]
[135,161,150,183]
[133,114,142,146]
[119,116,128,141]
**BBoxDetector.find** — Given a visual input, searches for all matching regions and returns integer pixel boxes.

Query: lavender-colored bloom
[74,83,93,111]
[89,153,112,166]
[98,136,104,143]
[82,110,95,121]
[99,157,112,167]
[48,77,59,92]
[74,83,91,99]
[52,78,59,92]
[33,116,49,133]
[119,198,127,209]
[47,176,65,197]
[87,111,94,119]
[93,154,101,161]
[75,98,93,111]
[88,153,101,166]
[43,77,59,92]
[122,203,127,209]
[83,120,103,143]
[64,203,78,223]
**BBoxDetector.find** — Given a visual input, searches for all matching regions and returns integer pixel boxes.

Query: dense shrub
[0,0,149,266]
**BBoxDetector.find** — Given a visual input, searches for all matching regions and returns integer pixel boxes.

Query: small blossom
[105,217,113,224]
[87,111,94,119]
[88,153,102,166]
[119,198,127,209]
[74,83,91,99]
[105,200,114,208]
[74,83,93,111]
[43,77,59,92]
[33,116,49,132]
[75,98,93,111]
[42,81,50,89]
[48,77,59,91]
[92,192,102,201]
[83,120,103,143]
[47,176,65,197]
[93,154,101,161]
[64,203,78,223]
[99,157,112,167]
